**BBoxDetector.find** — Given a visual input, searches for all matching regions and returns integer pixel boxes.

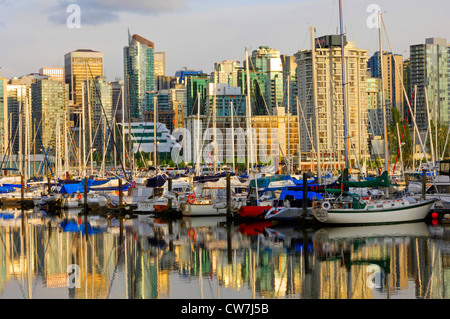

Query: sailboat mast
[296,97,302,171]
[153,95,158,168]
[213,83,218,173]
[245,48,254,174]
[231,101,236,172]
[196,92,201,176]
[86,63,94,176]
[339,0,349,171]
[310,26,321,183]
[378,13,389,173]
[425,86,435,164]
[287,76,291,175]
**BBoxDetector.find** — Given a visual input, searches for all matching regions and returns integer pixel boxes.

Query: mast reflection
[0,208,448,299]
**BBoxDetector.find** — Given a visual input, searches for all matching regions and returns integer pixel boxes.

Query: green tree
[388,107,413,170]
[426,120,449,160]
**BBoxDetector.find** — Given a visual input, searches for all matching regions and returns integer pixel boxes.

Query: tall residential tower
[124,34,155,122]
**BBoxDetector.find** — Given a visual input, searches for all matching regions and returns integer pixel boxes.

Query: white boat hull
[314,199,435,225]
[182,202,227,216]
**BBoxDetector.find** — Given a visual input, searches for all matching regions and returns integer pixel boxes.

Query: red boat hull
[238,206,272,219]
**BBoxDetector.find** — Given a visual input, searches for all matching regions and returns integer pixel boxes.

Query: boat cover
[248,175,291,188]
[339,171,390,188]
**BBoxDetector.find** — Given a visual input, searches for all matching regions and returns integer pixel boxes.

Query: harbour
[2,0,450,308]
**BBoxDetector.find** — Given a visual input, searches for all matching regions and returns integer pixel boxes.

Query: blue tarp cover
[0,186,16,193]
[59,179,130,194]
[279,190,324,200]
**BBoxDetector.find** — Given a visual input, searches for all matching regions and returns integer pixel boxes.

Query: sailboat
[311,4,436,225]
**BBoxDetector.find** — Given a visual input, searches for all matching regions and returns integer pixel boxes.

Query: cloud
[46,0,190,25]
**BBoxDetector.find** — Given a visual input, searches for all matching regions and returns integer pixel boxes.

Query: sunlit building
[39,67,65,82]
[0,71,7,155]
[64,49,104,110]
[409,37,449,130]
[31,78,69,158]
[295,35,370,171]
[124,34,155,122]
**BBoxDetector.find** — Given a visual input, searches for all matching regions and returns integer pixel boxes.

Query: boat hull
[314,199,435,225]
[182,202,226,216]
[238,206,271,219]
[265,207,311,221]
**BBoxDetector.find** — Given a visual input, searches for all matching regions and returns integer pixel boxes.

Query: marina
[2,0,450,307]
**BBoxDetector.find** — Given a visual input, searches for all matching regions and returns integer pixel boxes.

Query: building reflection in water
[0,207,449,299]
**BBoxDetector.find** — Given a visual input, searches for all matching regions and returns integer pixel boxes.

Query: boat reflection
[0,208,448,299]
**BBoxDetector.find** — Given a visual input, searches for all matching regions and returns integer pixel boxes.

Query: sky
[1,0,450,81]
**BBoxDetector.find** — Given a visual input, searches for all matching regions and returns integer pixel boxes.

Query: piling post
[21,175,24,201]
[84,177,88,207]
[226,173,232,220]
[422,169,427,200]
[302,173,308,218]
[47,175,52,195]
[119,178,123,207]
[405,173,409,189]
[168,177,173,210]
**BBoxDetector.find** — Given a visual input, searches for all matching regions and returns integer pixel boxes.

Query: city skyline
[1,0,450,81]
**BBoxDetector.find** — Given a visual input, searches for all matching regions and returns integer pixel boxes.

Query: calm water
[0,206,449,300]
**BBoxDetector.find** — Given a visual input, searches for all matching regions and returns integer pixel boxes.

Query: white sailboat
[312,5,435,225]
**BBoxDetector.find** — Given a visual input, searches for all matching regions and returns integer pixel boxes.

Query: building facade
[0,74,7,155]
[39,67,65,82]
[31,78,69,157]
[124,34,155,122]
[409,38,449,131]
[367,51,404,123]
[64,49,104,110]
[295,35,370,171]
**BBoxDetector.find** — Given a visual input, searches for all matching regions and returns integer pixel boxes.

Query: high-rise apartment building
[213,60,240,87]
[111,80,124,123]
[241,46,283,115]
[124,34,155,122]
[366,77,383,137]
[281,55,297,115]
[295,35,369,170]
[84,76,113,156]
[186,73,210,116]
[367,51,404,123]
[409,38,449,131]
[170,84,187,129]
[0,74,8,154]
[206,83,246,116]
[154,52,166,77]
[64,49,104,110]
[31,78,69,157]
[39,67,65,82]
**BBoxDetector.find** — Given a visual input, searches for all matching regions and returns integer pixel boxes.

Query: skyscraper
[84,76,113,156]
[213,60,240,87]
[64,49,104,110]
[295,35,369,170]
[409,38,449,131]
[39,67,65,82]
[154,52,166,77]
[124,34,155,122]
[367,51,404,123]
[31,78,69,157]
[243,46,283,115]
[0,72,8,155]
